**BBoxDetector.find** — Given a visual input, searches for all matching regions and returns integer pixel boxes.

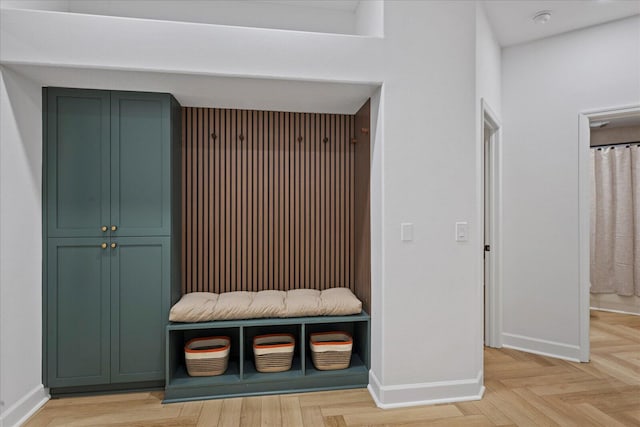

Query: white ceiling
[6,64,377,114]
[483,0,640,47]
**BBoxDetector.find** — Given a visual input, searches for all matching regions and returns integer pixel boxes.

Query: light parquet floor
[25,310,640,426]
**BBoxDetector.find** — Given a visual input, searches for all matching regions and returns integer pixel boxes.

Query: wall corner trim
[367,370,484,409]
[0,384,49,427]
[502,333,582,362]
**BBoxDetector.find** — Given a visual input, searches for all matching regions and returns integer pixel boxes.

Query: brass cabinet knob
[101,243,108,249]
[101,226,108,232]
[111,225,118,231]
[111,242,117,249]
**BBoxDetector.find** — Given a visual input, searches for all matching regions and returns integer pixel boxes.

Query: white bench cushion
[169,288,362,322]
[284,289,322,317]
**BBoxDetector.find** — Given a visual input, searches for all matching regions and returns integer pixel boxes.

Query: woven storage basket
[310,331,353,371]
[184,336,230,377]
[253,333,295,373]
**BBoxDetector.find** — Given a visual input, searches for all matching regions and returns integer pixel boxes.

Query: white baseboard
[367,370,484,409]
[590,306,640,316]
[0,385,49,427]
[502,332,581,362]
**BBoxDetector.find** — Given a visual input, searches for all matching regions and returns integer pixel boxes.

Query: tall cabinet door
[110,237,170,383]
[47,238,110,387]
[47,89,111,237]
[110,92,172,237]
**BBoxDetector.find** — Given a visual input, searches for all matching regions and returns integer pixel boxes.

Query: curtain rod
[591,141,640,150]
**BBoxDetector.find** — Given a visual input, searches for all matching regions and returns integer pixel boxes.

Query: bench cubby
[164,311,370,403]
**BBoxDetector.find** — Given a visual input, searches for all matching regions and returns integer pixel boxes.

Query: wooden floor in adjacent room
[25,310,640,426]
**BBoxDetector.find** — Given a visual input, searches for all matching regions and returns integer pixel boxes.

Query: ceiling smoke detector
[532,10,552,25]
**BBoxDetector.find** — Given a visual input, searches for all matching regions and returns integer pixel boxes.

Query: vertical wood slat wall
[182,108,356,294]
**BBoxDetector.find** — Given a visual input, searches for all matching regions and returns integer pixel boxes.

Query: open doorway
[482,99,501,348]
[578,105,640,362]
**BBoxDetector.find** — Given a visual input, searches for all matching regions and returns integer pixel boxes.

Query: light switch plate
[455,222,468,242]
[401,223,413,241]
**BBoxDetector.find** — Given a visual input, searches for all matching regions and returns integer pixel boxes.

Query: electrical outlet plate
[455,222,468,242]
[401,223,414,241]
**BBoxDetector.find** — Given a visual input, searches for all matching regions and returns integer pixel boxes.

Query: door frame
[481,99,502,348]
[578,104,640,362]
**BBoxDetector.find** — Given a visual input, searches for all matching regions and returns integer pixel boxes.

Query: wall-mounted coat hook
[297,136,303,143]
[211,132,217,140]
[323,137,329,143]
[361,128,369,135]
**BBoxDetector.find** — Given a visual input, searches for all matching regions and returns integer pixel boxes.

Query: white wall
[368,85,384,384]
[0,1,68,12]
[356,0,384,37]
[476,4,501,117]
[591,294,640,315]
[590,125,640,146]
[370,1,483,407]
[66,0,357,35]
[0,67,48,427]
[0,0,484,414]
[475,2,502,349]
[0,8,382,82]
[502,16,640,360]
[1,0,358,35]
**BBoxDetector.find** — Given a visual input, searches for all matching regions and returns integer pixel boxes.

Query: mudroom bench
[163,311,370,403]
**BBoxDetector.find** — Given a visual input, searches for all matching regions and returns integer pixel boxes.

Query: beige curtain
[590,145,640,296]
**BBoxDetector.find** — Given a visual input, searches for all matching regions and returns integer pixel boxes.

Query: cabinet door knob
[101,226,108,232]
[101,243,108,249]
[111,242,117,249]
[111,225,118,231]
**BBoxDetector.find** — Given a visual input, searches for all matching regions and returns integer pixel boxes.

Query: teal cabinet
[111,237,170,383]
[111,93,172,237]
[47,90,174,238]
[44,88,181,393]
[46,90,110,238]
[164,313,371,403]
[47,238,110,388]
